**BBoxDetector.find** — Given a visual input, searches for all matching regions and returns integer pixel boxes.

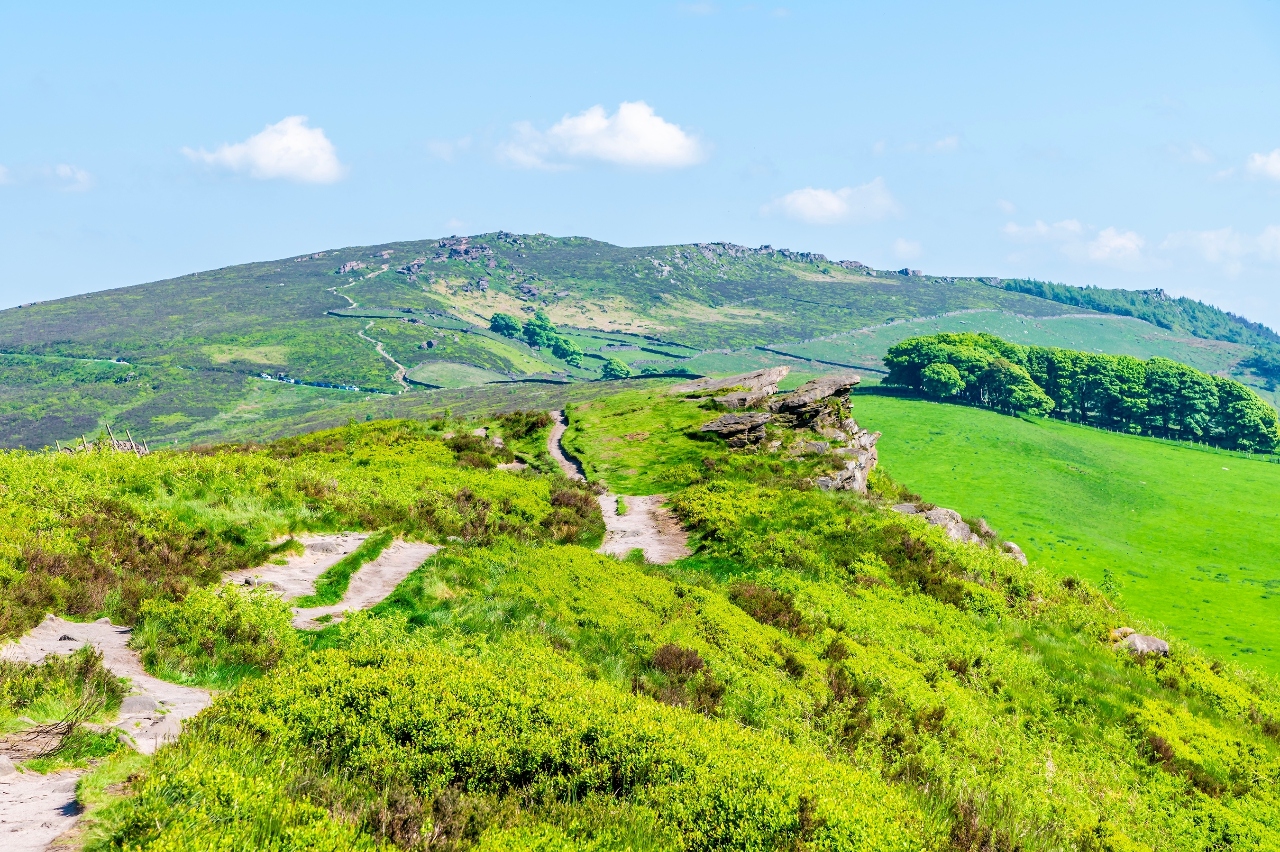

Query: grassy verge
[292,530,394,607]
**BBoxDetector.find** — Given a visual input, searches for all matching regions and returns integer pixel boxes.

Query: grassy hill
[0,232,1276,449]
[3,392,1278,849]
[849,392,1280,674]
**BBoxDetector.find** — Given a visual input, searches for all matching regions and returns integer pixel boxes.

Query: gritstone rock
[768,374,862,427]
[893,503,982,544]
[700,412,773,448]
[0,755,15,777]
[673,367,790,409]
[1002,542,1028,565]
[1121,634,1169,657]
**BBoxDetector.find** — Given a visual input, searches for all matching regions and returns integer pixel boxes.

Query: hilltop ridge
[0,232,1274,449]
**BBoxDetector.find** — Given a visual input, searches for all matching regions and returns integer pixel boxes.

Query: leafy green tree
[489,313,522,338]
[1144,358,1217,441]
[600,358,631,380]
[977,358,1054,416]
[550,335,583,367]
[522,311,559,348]
[921,362,964,398]
[1209,376,1280,452]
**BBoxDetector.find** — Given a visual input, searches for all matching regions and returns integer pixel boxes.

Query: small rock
[1121,634,1169,657]
[1109,626,1137,641]
[700,412,773,447]
[922,507,962,527]
[1002,542,1028,565]
[0,755,15,777]
[58,634,77,641]
[891,503,920,514]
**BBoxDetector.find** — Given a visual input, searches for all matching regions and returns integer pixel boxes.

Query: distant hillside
[989,277,1280,347]
[0,232,1273,448]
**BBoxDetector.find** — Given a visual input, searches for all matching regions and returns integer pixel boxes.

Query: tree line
[883,332,1280,453]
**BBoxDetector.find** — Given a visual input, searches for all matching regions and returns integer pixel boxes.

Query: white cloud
[1163,225,1280,271]
[1002,218,1144,267]
[933,135,959,152]
[996,199,1016,214]
[0,165,9,185]
[893,238,922,259]
[763,178,899,225]
[501,101,705,170]
[1002,219,1083,241]
[1086,227,1145,263]
[54,164,93,191]
[184,116,345,183]
[1246,149,1280,180]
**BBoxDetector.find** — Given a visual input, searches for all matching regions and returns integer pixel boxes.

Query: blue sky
[3,1,1280,327]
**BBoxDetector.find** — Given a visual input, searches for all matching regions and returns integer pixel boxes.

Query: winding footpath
[548,411,690,564]
[2,534,437,850]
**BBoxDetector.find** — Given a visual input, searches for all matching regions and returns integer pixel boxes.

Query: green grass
[293,530,395,607]
[405,360,512,388]
[849,392,1280,674]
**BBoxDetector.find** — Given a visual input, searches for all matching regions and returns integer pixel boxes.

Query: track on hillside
[548,411,690,564]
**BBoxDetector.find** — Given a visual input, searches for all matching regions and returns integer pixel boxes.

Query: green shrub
[0,644,126,727]
[133,584,301,687]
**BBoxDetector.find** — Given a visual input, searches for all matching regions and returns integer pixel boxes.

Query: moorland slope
[2,232,1276,449]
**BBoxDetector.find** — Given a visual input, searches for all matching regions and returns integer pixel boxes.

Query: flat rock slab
[1,616,211,756]
[224,533,369,600]
[0,768,82,852]
[598,495,691,565]
[290,541,440,629]
[672,367,789,395]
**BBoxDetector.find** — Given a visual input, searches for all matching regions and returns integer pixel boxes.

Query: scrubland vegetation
[3,382,1280,850]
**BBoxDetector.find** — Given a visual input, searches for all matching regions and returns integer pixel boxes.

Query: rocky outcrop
[338,261,366,274]
[892,504,983,545]
[700,412,772,448]
[674,367,790,409]
[768,374,861,428]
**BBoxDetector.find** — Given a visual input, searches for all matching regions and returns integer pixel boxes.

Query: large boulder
[1002,542,1028,565]
[892,503,981,544]
[673,367,789,403]
[1121,634,1170,657]
[768,374,861,426]
[700,412,773,447]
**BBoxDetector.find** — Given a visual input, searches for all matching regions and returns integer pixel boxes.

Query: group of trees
[490,311,637,379]
[490,311,584,366]
[884,332,1280,453]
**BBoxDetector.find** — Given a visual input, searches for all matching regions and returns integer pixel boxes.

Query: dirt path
[227,534,437,629]
[289,541,439,629]
[1,615,216,851]
[359,321,409,392]
[224,533,368,598]
[0,768,82,852]
[598,495,691,563]
[548,411,586,481]
[3,617,211,756]
[548,411,689,564]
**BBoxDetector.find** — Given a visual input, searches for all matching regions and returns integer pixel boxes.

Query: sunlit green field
[851,393,1280,674]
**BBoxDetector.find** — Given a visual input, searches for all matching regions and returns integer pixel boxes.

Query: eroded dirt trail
[2,615,215,851]
[598,495,692,564]
[227,534,438,629]
[289,541,439,629]
[2,617,211,755]
[549,411,690,564]
[0,768,82,852]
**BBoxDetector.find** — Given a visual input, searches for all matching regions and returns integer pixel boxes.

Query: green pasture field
[405,361,510,388]
[849,393,1280,674]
